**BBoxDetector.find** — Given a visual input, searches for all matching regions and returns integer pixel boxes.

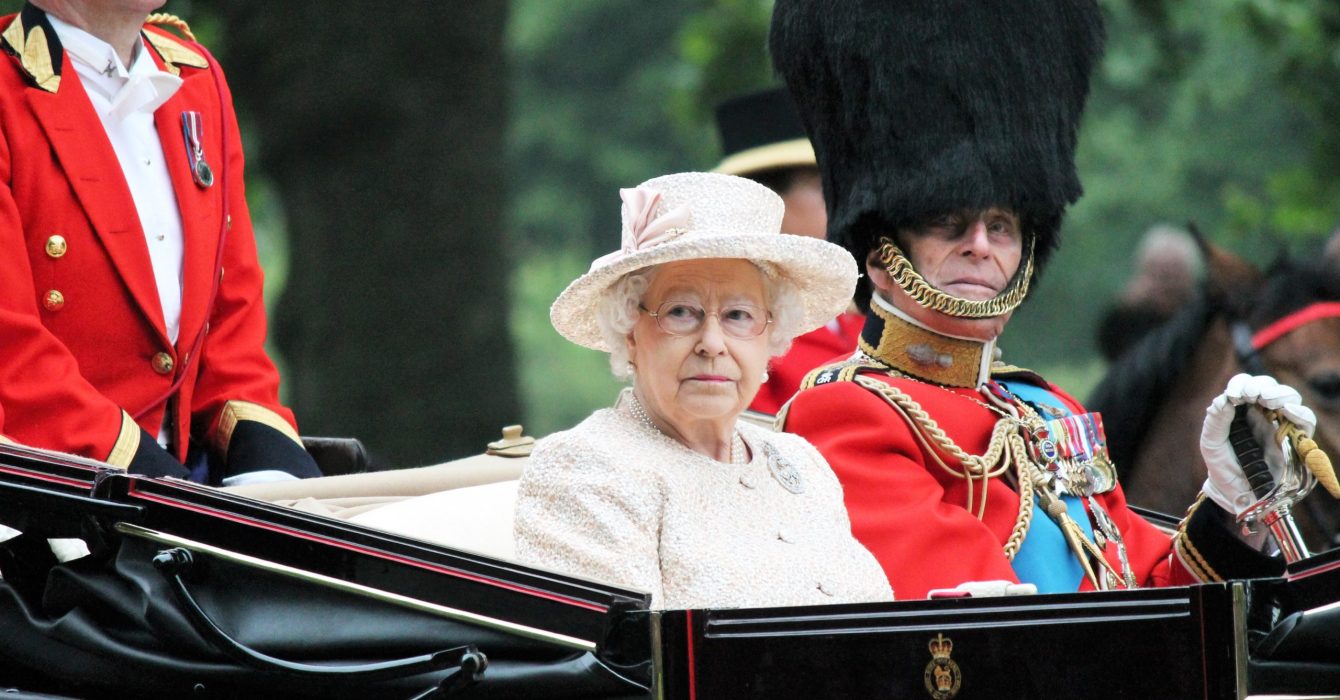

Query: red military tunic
[751,311,863,415]
[781,305,1274,599]
[0,9,314,479]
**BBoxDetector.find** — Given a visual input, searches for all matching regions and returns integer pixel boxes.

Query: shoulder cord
[145,13,196,41]
[850,373,1133,591]
[852,376,1035,560]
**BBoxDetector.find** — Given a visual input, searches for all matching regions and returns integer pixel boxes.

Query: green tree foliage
[1015,0,1340,383]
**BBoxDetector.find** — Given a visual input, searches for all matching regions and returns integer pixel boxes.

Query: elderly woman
[514,172,892,609]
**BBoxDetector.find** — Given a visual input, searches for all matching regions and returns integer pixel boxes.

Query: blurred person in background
[713,87,863,415]
[0,1,320,485]
[1325,225,1340,264]
[1096,224,1202,362]
[514,172,892,609]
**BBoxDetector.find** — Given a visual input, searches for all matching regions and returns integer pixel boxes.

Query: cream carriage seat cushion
[346,480,520,561]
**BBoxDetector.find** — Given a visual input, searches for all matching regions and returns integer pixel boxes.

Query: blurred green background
[5,0,1338,464]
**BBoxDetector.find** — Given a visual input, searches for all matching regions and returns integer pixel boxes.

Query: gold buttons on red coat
[42,289,64,311]
[44,235,67,258]
[151,352,175,375]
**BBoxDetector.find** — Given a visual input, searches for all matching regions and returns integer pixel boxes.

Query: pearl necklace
[628,393,746,464]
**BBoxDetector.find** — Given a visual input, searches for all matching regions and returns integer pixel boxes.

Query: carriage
[2,431,1338,700]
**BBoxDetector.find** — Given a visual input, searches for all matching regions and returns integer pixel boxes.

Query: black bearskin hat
[770,0,1105,311]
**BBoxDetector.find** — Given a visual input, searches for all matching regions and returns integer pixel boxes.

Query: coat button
[151,352,175,375]
[817,580,835,597]
[777,528,794,543]
[739,474,757,489]
[45,235,67,258]
[42,289,64,311]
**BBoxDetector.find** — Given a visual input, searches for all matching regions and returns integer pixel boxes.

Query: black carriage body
[655,587,1241,699]
[1,444,1338,699]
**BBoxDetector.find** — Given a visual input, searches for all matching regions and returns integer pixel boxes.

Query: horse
[1087,241,1340,552]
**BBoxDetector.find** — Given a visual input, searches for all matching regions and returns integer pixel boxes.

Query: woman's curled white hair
[596,262,806,380]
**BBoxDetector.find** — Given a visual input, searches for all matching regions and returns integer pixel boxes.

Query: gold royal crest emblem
[923,633,962,699]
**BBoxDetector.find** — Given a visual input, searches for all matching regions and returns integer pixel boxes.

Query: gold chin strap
[876,236,1035,319]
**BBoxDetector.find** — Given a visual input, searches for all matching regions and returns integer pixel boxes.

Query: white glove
[1200,373,1316,516]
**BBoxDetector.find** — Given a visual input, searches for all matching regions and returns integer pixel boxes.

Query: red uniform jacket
[751,311,863,415]
[0,9,315,480]
[783,370,1238,599]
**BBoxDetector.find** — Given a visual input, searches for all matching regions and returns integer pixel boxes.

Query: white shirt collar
[47,15,182,119]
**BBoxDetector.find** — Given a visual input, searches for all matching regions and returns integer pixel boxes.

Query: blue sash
[996,381,1095,593]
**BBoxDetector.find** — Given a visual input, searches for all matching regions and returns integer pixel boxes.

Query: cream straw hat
[550,172,858,351]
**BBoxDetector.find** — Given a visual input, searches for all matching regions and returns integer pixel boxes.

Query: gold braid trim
[1172,494,1223,583]
[212,401,302,460]
[145,13,196,42]
[852,376,1035,560]
[105,411,140,470]
[877,237,1035,319]
[1004,435,1035,561]
[5,19,61,92]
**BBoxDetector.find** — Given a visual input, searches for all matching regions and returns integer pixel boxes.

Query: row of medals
[1017,404,1138,590]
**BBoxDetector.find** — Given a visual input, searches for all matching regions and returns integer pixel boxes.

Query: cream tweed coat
[513,394,893,609]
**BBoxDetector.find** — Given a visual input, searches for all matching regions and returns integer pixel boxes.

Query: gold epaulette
[2,8,61,92]
[778,359,886,430]
[798,359,887,392]
[143,14,207,76]
[989,362,1048,385]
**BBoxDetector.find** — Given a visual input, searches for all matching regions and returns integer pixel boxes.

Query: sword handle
[1229,406,1312,562]
[1230,406,1274,498]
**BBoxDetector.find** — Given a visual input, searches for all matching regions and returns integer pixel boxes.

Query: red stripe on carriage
[125,483,609,612]
[0,464,93,489]
[1251,302,1340,350]
[686,608,698,699]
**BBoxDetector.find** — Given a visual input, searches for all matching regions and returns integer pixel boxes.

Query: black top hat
[713,87,817,176]
[771,0,1105,311]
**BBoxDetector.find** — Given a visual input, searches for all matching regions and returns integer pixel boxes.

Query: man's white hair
[596,262,806,380]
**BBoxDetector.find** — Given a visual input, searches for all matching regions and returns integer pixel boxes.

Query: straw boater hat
[550,172,857,351]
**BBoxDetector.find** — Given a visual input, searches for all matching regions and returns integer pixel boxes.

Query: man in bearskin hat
[772,0,1326,597]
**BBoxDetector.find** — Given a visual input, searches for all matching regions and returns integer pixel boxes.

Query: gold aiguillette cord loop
[854,375,1037,560]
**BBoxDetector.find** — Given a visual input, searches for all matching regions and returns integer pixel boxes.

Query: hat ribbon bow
[620,187,691,253]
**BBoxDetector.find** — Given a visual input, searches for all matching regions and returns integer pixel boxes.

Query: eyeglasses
[639,300,773,339]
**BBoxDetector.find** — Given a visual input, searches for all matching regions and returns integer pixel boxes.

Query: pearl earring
[761,370,770,383]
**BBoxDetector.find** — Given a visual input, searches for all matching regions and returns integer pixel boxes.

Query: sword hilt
[1228,405,1311,562]
[1230,405,1275,499]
